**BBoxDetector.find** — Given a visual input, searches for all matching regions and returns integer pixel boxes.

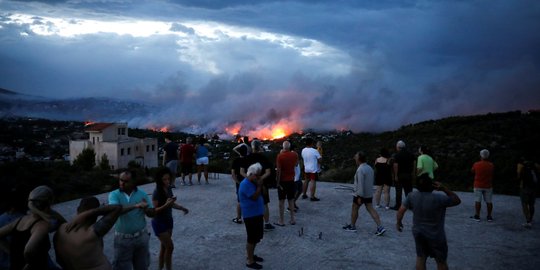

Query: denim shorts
[473,188,493,203]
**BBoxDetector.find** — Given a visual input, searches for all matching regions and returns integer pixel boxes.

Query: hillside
[0,110,538,206]
[319,110,540,195]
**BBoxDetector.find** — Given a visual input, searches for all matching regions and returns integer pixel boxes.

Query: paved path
[53,174,540,270]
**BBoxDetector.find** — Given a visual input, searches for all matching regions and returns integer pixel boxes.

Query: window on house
[152,145,155,151]
[135,146,138,151]
[146,145,149,152]
[121,148,124,156]
[121,128,126,135]
[97,137,100,142]
[92,137,95,145]
[127,147,131,155]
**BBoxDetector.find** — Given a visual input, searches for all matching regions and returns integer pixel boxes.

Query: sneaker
[264,223,275,230]
[470,215,480,222]
[253,255,264,262]
[342,224,357,232]
[232,218,243,224]
[246,262,263,269]
[375,205,382,209]
[375,226,386,236]
[310,197,320,201]
[487,216,493,222]
[385,206,390,210]
[389,206,400,211]
[301,194,308,199]
[523,222,532,229]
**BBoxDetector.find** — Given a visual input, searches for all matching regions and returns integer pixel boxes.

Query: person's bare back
[55,223,112,270]
[53,198,134,270]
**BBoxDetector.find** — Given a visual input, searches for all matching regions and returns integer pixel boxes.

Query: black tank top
[375,161,392,183]
[10,217,50,270]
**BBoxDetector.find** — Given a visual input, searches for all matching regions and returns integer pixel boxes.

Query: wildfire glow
[148,126,170,133]
[225,120,300,141]
[84,121,95,126]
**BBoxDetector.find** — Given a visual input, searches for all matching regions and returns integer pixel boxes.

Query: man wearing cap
[391,140,416,210]
[108,171,155,270]
[470,149,494,222]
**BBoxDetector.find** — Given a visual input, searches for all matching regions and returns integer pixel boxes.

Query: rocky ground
[52,174,540,270]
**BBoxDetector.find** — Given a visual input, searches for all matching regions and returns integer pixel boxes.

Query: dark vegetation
[0,110,538,212]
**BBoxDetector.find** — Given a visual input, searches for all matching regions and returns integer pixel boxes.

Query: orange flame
[225,120,300,141]
[84,121,96,126]
[148,126,170,133]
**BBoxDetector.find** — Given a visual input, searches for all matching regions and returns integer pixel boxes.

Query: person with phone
[151,167,189,270]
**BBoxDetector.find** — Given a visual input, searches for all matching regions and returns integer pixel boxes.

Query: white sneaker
[375,205,382,209]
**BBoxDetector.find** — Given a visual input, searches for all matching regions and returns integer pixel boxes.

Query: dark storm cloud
[0,0,539,134]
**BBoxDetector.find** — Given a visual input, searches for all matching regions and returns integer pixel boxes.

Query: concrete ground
[52,174,540,270]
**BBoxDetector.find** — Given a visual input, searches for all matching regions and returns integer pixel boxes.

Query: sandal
[232,218,243,224]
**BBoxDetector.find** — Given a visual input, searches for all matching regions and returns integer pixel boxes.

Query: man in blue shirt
[108,170,155,270]
[239,163,265,269]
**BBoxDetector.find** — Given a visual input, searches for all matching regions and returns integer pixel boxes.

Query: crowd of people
[0,136,537,270]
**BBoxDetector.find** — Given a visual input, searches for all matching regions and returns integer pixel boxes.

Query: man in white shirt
[301,138,322,201]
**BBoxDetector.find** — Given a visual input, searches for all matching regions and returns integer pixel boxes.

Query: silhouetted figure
[396,176,461,270]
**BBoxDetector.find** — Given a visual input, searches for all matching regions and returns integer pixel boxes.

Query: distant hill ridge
[0,87,18,95]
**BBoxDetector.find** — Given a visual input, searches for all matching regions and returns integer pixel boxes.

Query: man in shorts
[179,137,196,186]
[470,149,494,222]
[342,151,386,235]
[301,138,322,201]
[275,141,298,226]
[396,175,461,270]
[239,163,265,269]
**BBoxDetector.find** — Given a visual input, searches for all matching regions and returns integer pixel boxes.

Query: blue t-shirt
[196,145,209,159]
[239,178,264,218]
[109,187,154,234]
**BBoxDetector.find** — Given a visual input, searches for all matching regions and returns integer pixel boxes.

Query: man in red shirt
[179,137,196,186]
[470,149,495,222]
[275,141,299,226]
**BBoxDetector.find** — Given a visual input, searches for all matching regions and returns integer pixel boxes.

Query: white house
[69,122,158,170]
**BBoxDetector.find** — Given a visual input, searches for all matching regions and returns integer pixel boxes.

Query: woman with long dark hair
[151,167,189,270]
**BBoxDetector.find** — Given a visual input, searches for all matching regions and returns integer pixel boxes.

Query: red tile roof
[85,123,114,132]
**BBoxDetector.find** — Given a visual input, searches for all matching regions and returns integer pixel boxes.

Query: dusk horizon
[1,0,539,138]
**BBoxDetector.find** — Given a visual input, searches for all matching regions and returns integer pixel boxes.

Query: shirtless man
[54,197,141,270]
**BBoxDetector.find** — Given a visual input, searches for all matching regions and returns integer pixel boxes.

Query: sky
[1,0,539,138]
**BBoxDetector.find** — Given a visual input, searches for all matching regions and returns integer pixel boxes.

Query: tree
[99,153,110,170]
[73,148,96,171]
